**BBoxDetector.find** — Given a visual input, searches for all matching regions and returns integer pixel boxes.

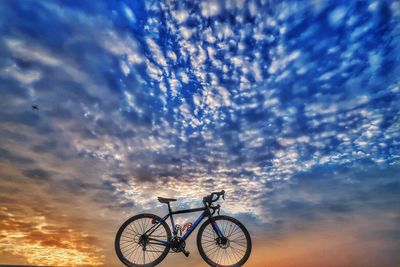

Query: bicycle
[115,190,252,267]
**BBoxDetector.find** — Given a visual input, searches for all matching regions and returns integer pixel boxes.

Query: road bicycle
[115,190,252,266]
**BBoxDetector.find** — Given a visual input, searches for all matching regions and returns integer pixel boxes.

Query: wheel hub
[138,235,149,247]
[216,237,230,249]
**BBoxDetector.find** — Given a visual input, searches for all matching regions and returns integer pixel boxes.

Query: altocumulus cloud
[0,1,399,266]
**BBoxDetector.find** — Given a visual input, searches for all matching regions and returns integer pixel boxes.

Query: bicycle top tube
[170,206,206,215]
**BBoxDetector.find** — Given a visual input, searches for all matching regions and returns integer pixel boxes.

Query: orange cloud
[0,207,103,266]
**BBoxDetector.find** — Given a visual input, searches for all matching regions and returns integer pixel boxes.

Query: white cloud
[169,73,180,97]
[122,4,136,23]
[179,26,193,40]
[146,37,167,66]
[193,94,202,107]
[179,71,190,83]
[200,1,221,17]
[120,61,130,76]
[146,60,163,81]
[329,6,346,27]
[3,65,41,84]
[159,81,167,94]
[173,9,189,24]
[167,50,177,63]
[6,38,60,66]
[101,31,143,65]
[203,27,216,43]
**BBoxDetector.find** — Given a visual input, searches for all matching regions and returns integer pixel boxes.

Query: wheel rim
[201,219,248,266]
[118,216,168,265]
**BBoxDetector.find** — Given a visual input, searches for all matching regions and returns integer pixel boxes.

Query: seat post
[167,202,175,232]
[167,203,172,213]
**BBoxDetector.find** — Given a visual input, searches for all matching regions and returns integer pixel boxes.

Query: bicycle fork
[208,216,228,248]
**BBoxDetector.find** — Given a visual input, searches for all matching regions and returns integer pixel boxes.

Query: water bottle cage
[182,222,193,232]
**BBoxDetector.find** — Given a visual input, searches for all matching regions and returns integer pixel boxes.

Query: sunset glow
[0,208,103,266]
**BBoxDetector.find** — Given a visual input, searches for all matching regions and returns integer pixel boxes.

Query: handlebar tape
[204,190,225,203]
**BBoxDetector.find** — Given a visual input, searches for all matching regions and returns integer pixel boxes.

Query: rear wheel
[197,215,252,267]
[115,214,171,267]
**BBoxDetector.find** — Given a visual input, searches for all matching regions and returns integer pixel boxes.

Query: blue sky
[0,1,399,266]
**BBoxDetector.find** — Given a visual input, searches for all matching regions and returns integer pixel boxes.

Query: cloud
[22,168,51,181]
[0,207,103,266]
[0,1,399,266]
[0,148,35,165]
[260,164,400,227]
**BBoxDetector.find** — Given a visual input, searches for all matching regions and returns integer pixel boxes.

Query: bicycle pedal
[182,249,190,257]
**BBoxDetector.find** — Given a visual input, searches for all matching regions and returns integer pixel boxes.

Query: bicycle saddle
[158,197,177,204]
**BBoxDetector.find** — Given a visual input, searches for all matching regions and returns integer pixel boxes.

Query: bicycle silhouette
[115,190,252,266]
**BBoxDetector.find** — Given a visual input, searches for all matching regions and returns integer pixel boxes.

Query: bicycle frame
[144,201,225,248]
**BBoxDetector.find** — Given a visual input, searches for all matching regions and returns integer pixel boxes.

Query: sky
[0,0,399,266]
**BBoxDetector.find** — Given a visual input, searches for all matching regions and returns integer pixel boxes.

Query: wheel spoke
[128,243,140,262]
[117,216,169,265]
[200,218,250,266]
[206,244,220,255]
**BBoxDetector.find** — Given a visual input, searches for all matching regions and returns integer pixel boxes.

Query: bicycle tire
[115,213,171,267]
[197,215,252,267]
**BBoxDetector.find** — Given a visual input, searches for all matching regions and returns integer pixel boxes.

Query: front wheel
[197,215,252,267]
[115,213,171,267]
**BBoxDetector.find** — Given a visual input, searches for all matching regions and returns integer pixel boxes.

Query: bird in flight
[32,105,39,110]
